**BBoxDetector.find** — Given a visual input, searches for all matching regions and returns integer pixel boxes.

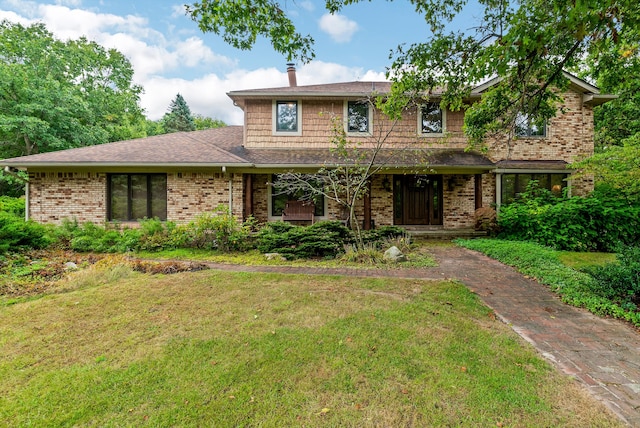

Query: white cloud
[318,13,358,43]
[0,3,234,82]
[55,0,82,6]
[142,62,387,125]
[171,4,187,18]
[0,2,385,126]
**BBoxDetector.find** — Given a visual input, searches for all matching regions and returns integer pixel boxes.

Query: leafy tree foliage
[583,38,640,150]
[162,93,196,133]
[186,0,638,147]
[573,134,640,200]
[194,114,226,130]
[0,20,145,159]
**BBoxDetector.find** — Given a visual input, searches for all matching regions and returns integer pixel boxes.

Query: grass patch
[456,238,640,326]
[558,251,617,270]
[0,265,621,426]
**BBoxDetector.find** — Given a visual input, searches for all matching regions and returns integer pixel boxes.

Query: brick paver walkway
[193,246,640,426]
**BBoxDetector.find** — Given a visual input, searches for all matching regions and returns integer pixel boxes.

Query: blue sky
[0,0,481,125]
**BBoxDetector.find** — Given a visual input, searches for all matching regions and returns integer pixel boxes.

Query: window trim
[417,102,446,137]
[272,100,302,136]
[344,100,372,136]
[107,173,167,221]
[267,175,327,221]
[515,113,547,138]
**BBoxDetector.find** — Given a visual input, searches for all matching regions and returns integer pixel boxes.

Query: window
[346,101,370,134]
[270,175,325,217]
[274,100,300,133]
[515,113,546,137]
[108,174,167,221]
[420,102,444,135]
[500,173,567,205]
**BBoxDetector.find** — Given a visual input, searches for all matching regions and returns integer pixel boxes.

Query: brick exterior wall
[26,88,595,230]
[28,171,245,225]
[167,172,244,223]
[28,172,107,224]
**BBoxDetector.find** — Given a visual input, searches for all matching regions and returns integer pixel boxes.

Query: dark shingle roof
[1,125,495,171]
[1,127,248,167]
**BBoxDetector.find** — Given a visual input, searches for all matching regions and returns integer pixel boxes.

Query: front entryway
[393,175,443,225]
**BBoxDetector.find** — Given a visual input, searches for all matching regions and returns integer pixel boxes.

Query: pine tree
[162,93,196,133]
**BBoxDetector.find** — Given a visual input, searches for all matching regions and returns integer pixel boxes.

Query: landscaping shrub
[256,221,353,259]
[498,190,640,252]
[60,219,180,253]
[0,211,52,253]
[584,246,640,311]
[361,225,408,245]
[180,206,251,251]
[474,207,498,233]
[0,196,26,218]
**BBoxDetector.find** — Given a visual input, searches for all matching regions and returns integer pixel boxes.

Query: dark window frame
[346,100,370,134]
[420,102,444,134]
[500,173,567,205]
[107,173,167,221]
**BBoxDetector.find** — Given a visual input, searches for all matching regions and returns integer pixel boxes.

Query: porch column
[474,174,483,210]
[244,174,253,219]
[363,180,372,230]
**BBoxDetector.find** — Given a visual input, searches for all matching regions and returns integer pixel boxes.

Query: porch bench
[282,200,315,224]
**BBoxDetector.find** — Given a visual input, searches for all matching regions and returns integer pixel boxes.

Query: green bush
[498,193,640,252]
[256,221,353,259]
[0,211,52,253]
[584,246,640,311]
[0,196,26,217]
[181,206,251,251]
[361,225,409,246]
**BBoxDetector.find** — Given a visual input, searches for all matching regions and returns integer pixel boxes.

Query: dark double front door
[393,175,443,225]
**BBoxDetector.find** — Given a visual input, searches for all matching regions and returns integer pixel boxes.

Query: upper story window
[346,100,371,134]
[515,113,546,137]
[273,100,301,135]
[420,102,445,135]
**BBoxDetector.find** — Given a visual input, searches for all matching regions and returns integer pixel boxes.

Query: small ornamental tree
[273,100,409,250]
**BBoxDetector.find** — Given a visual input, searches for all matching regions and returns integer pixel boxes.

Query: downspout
[228,177,233,213]
[495,173,502,213]
[25,180,29,221]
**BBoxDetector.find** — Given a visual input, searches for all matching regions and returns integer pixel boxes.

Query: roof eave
[1,162,253,170]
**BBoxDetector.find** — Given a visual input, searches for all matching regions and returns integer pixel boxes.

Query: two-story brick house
[1,66,614,232]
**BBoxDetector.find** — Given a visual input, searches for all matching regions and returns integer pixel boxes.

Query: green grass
[0,262,621,427]
[558,251,617,270]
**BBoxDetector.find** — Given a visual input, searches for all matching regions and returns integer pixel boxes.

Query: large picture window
[108,174,167,221]
[270,175,325,217]
[500,173,567,205]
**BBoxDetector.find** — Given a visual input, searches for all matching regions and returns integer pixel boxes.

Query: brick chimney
[287,63,297,87]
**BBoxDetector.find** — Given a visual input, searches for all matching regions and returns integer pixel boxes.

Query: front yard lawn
[0,261,621,427]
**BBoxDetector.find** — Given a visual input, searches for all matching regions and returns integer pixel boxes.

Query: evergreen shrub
[256,221,353,259]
